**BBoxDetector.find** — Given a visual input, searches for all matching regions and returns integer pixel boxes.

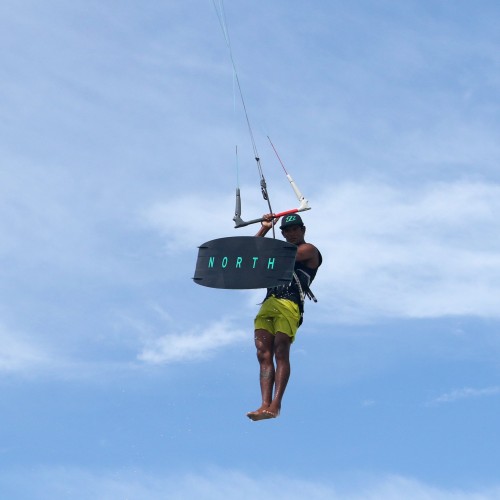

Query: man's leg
[247,329,275,420]
[264,332,291,418]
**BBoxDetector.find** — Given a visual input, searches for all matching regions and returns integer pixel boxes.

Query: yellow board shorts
[254,296,301,343]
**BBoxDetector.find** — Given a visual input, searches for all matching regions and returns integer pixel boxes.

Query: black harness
[265,250,322,325]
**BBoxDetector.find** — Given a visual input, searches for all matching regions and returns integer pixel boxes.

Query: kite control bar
[233,181,311,228]
[233,204,311,228]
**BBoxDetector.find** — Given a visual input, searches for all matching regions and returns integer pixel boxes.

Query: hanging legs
[246,329,291,421]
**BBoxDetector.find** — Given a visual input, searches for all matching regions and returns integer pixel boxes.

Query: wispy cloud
[138,318,247,364]
[0,323,52,373]
[430,386,500,405]
[142,195,236,254]
[309,180,500,322]
[1,467,499,500]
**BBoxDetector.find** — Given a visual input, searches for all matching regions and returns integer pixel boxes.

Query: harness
[266,250,322,326]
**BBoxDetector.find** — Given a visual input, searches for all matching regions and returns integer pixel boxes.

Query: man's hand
[256,213,280,237]
[261,213,278,229]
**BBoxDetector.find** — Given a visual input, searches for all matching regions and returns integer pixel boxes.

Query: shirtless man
[247,213,322,421]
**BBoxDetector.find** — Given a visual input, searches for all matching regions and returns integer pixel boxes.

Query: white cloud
[138,318,247,364]
[1,467,499,500]
[142,194,235,254]
[430,386,500,405]
[309,180,500,322]
[0,323,52,373]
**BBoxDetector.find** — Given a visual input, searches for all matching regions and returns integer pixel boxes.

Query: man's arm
[255,214,280,237]
[296,243,321,268]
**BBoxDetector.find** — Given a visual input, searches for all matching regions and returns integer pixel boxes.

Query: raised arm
[255,214,280,237]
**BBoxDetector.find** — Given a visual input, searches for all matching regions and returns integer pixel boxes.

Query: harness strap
[293,269,319,309]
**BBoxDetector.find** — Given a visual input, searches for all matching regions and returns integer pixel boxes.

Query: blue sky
[1,0,500,498]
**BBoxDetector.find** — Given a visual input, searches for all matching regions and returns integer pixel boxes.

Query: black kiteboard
[193,236,297,289]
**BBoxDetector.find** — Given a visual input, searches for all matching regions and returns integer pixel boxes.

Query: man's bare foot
[247,403,280,421]
[261,403,280,420]
[246,405,269,421]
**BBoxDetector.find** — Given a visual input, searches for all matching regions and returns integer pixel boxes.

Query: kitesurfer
[247,213,322,421]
